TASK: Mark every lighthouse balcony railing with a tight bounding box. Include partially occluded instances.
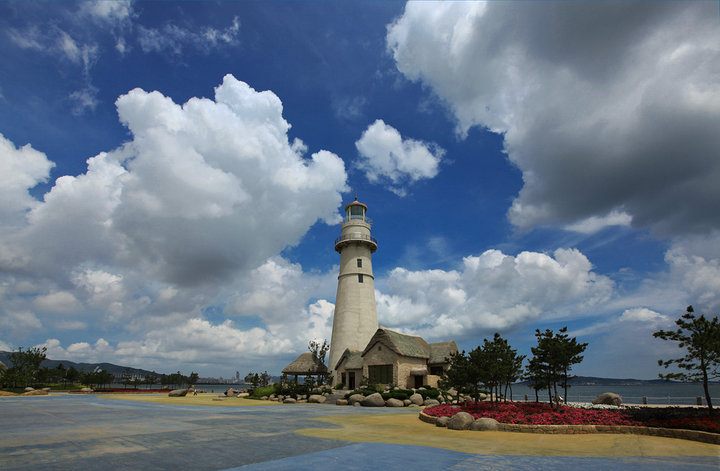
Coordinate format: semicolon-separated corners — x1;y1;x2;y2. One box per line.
334;233;377;246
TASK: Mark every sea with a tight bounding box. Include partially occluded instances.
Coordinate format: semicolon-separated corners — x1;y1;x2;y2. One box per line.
123;382;720;406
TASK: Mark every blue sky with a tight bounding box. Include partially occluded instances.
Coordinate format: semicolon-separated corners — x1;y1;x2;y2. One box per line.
1;1;718;380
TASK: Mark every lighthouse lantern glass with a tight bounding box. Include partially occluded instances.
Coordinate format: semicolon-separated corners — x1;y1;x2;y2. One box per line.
349;205;364;220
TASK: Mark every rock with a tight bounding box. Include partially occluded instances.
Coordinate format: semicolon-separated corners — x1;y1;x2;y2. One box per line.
269;394;276;399
447;412;475;430
403;399;412;407
436;416;450;427
283;397;297;404
471;417;499;431
238;392;249;398
348;393;365;405
168;389;188;397
423;399;440;407
224;388;238;397
447;388;457;397
0;391;18;396
409;393;424;405
308;394;327;403
336;399;349;406
592;392;622;406
361;392;385;407
385;398;404;407
80;387;93;393
42;387;51;391
353;401;361;407
24;387;35;392
261;396;268;400
23;389;49;396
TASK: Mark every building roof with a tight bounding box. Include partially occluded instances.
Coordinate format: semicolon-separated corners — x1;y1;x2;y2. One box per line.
362;328;430;359
334;349;363;371
282;352;325;375
429;341;459;364
344;198;368;212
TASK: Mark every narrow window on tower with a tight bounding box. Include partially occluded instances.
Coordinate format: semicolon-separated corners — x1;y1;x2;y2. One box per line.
358;274;364;283
357;258;362;268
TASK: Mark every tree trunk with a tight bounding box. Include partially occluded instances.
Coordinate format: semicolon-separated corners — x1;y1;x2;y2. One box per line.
701;356;714;415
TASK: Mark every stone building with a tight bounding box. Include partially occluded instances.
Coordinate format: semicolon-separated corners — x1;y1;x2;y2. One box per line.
334;327;458;389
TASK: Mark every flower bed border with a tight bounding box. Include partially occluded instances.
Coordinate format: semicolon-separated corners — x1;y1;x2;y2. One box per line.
418;410;720;445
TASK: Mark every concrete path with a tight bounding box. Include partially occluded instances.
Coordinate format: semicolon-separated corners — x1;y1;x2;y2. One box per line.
1;394;717;470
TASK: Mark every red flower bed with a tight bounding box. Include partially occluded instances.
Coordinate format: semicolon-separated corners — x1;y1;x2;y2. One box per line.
424;401;720;433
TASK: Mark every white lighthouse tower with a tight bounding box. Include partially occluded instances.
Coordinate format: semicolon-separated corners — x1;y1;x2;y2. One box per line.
328;197;379;381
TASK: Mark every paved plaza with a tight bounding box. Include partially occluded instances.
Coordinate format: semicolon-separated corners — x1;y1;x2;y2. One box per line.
1;395;718;470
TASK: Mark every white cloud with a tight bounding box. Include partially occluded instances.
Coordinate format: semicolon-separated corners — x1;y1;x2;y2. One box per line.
0;75;347;371
138;17;240;55
355;119;443;196
81;1;134;24
376;247;614;340
565;210;632;234
0;133;55;222
387;1;720;236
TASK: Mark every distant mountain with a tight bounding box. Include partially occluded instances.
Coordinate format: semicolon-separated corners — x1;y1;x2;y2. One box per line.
519;376;708;386
0;351;158;378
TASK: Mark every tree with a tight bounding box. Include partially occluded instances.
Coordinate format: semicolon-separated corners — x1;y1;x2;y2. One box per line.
528;327;586;410
121;369;133;388
188;372;199;385
308;339;330;385
245;372;260;389
654;305;720;414
5;346;47;388
259;371;271;387
145;371;159;389
439;350;475;402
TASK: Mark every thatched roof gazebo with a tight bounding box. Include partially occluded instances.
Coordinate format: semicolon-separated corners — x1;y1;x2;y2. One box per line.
282;352;327;384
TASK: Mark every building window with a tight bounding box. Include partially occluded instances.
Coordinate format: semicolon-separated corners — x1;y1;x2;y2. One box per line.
368;364;393;384
430;366;444;376
357;258;362;268
358;274;363;283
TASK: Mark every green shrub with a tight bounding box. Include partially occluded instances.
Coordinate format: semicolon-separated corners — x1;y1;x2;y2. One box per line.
335;383;344;390
417;387;440;399
251;386;275;398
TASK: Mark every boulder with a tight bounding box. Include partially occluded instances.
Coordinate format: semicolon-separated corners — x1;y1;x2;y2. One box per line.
423;399;440;407
436;416;450;427
23;389;49;396
403;399;412;407
24;387;35;392
447;388;457;397
261;396;268;400
336;399;349;406
478;393;488;401
238;392;249;398
224;388;238;397
471;417;500;431
283;397;297;404
80;387;93;393
409;393;424;405
385;398;404;407
348;393;365;405
361;392;385;407
592;392;622;406
353;401;361;407
447;412;475;430
308;394;327;403
42;387;51;391
168;389;188;397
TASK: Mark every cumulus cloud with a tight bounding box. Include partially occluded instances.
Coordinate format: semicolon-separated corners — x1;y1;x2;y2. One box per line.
81;0;134;24
387;1;720;236
0;134;55;222
0;75;346;370
376;248;614;340
138;16;240;55
355;119;443;196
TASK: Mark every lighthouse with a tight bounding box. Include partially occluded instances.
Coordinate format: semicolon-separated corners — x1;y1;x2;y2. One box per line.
328;197;379;382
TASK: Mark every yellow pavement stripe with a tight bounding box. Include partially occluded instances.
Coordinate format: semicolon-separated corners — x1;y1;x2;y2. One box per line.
101;393;280;407
295;413;720;457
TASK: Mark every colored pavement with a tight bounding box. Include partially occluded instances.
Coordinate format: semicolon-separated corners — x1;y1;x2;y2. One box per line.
1;394;717;470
